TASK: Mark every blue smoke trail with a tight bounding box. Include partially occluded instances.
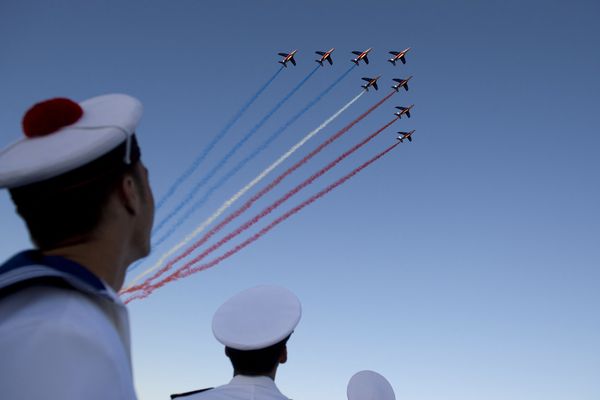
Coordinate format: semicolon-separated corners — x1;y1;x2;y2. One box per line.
151;65;320;239
150;65;354;250
154;67;283;211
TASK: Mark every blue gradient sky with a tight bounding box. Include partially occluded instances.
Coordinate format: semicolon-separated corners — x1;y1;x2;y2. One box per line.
1;1;599;399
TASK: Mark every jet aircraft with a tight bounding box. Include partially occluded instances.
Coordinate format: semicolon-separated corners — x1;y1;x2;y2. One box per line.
394;105;414;118
351;48;372;65
361;76;381;91
278;50;298;67
397;130;416;143
388;48;411;65
315;48;335;66
392;76;413;91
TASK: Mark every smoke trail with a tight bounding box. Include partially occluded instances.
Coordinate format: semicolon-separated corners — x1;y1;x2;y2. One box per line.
123;90;367;290
123;91;395;292
150;65;354;250
154;67;282;211
124;141;400;303
124;118;397;294
152;66;320;238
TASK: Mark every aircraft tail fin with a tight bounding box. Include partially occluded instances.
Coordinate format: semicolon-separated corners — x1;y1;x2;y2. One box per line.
408;136;412;142
406;111;411;118
278;61;287;67
352;59;359;65
315;60;323;66
388;59;396;66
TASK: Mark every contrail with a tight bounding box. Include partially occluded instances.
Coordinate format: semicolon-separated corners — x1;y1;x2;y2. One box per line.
124;117;397;295
124;141;401;303
152;66;320;238
154;67;282;211
124;90;368;290
123;90;395;292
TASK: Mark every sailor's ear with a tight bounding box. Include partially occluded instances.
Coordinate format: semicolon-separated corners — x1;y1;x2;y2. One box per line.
279;345;288;364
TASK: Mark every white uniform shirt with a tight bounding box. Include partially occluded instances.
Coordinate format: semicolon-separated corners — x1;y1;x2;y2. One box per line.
0;251;137;400
180;375;290;400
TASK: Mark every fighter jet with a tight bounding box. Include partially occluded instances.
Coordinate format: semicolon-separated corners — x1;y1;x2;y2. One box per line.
361;76;381;91
278;50;298;67
397;130;416;143
351;48;372;65
315;48;335;66
392;76;413;92
388;48;411;65
394;105;414;118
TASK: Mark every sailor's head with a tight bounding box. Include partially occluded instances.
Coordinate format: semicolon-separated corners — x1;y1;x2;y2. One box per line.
347;370;396;400
212;285;302;377
0;94;154;262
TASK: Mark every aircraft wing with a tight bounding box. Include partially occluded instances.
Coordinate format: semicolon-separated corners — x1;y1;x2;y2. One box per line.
372;82;378;90
363;56;369;64
316;51;325;55
278;52;289;57
290;58;296;66
389;51;399;55
392;78;402;82
396;106;406;110
352;51;362;55
327;57;333;65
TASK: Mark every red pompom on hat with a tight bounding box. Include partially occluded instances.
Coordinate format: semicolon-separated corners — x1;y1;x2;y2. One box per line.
22;98;84;138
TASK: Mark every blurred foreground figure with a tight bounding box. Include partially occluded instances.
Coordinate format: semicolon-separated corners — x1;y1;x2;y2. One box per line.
0;94;154;399
347;370;396;400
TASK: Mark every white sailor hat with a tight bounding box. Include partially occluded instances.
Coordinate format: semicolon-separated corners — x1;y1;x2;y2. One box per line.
347;370;396;400
0;93;143;189
212;285;302;351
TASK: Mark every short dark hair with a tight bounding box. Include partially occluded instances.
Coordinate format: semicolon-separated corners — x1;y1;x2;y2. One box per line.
9;136;141;250
225;336;290;376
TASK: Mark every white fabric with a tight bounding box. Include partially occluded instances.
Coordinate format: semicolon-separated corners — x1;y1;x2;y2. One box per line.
0;93;143;188
183;375;289;400
212;285;301;350
0;284;137;400
347;370;395;400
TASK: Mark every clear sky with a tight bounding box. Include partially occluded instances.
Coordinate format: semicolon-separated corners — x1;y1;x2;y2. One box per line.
1;1;599;399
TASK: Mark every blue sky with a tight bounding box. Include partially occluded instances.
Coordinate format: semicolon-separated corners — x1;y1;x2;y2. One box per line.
1;1;599;399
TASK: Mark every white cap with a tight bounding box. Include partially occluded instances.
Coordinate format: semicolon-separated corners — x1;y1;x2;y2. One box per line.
347;370;396;400
212;285;302;351
0;93;143;188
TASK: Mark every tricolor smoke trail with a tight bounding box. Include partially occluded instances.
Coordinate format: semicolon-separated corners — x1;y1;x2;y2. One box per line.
151;65;355;249
124;141;400;303
123;90;395;291
124;117;397;295
151;66;320;238
154;67;282;211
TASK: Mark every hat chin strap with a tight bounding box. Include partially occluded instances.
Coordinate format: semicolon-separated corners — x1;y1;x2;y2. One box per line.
75;125;133;164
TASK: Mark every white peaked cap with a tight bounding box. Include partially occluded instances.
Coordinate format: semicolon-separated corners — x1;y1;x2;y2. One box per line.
347;370;396;400
0;93;143;188
212;285;302;351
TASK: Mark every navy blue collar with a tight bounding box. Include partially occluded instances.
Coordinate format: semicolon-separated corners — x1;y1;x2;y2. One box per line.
0;250;106;291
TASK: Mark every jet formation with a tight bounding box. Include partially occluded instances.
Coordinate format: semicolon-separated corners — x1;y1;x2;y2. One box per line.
275;48;417;142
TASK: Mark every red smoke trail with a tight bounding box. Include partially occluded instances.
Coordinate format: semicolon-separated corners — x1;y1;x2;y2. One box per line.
125;141;400;303
122;91;396;296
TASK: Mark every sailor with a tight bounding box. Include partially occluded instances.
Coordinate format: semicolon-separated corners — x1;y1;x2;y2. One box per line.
170;285;301;400
0;94;153;399
347;370;396;400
